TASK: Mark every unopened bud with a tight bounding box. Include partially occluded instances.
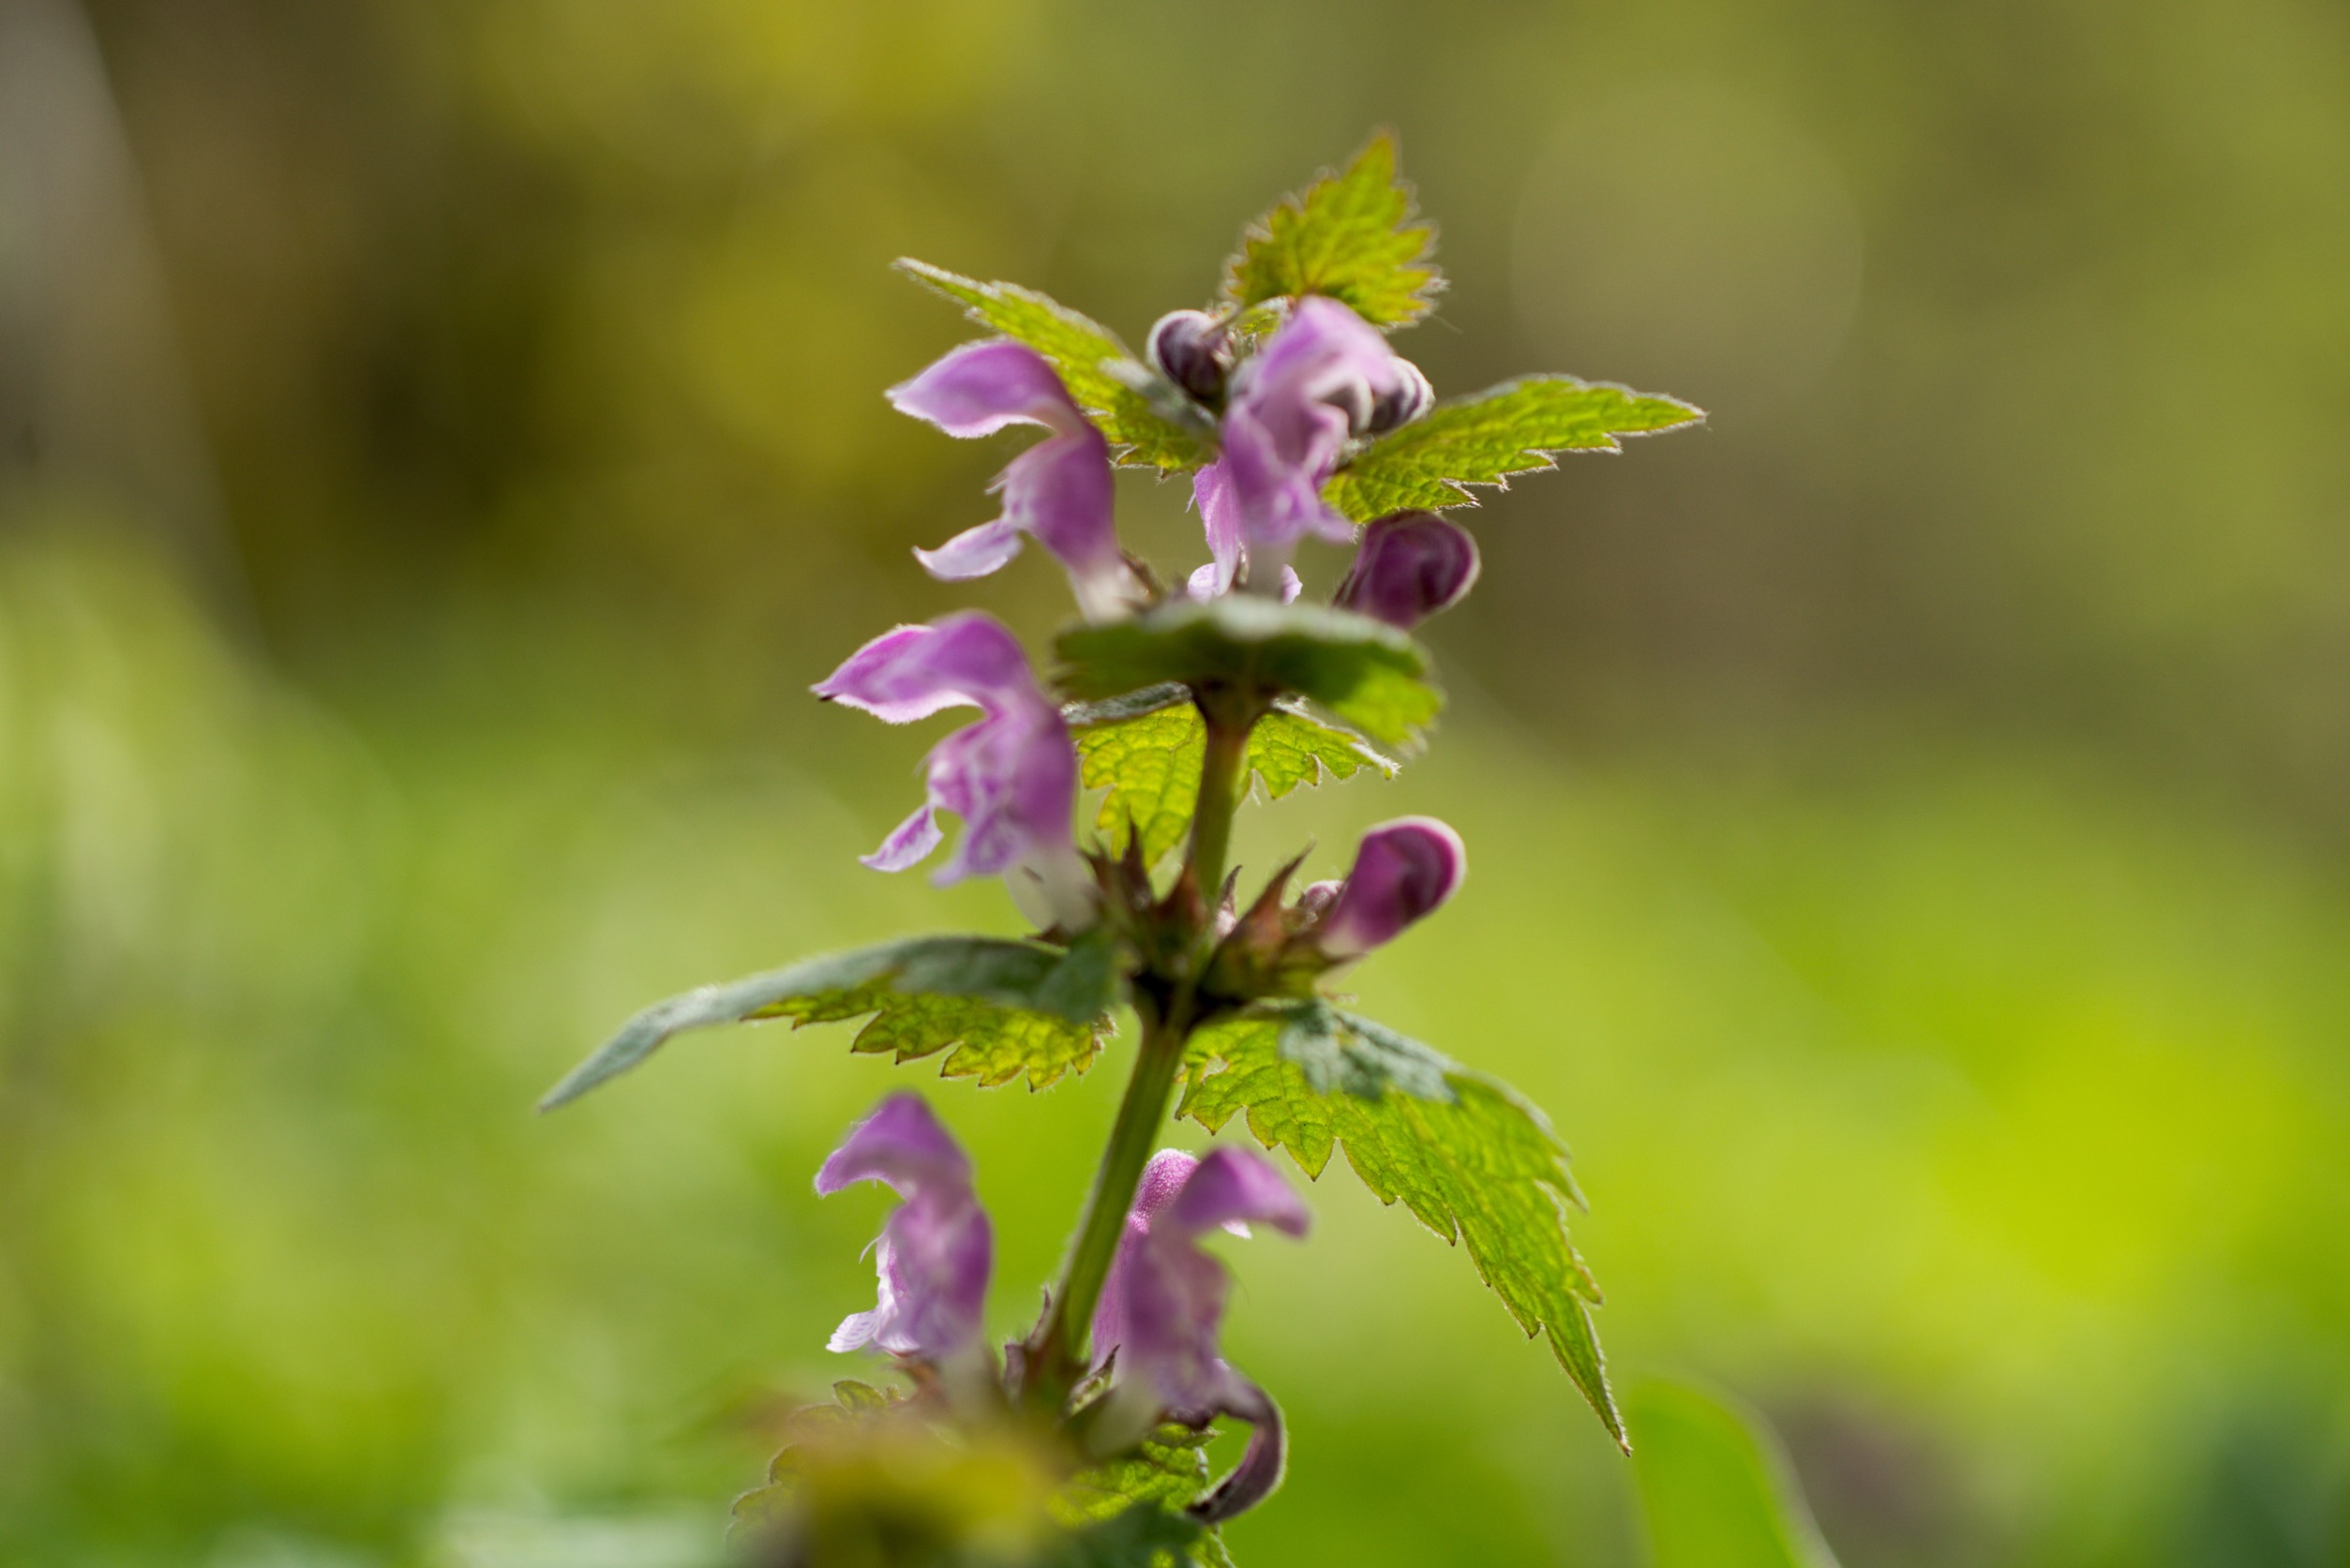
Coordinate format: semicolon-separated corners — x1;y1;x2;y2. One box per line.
1361;358;1432;437
1146;310;1234;405
1334;512;1481;629
1313;817;1465;960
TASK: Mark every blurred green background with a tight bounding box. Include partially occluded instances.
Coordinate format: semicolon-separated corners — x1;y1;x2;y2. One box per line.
4;0;2348;1562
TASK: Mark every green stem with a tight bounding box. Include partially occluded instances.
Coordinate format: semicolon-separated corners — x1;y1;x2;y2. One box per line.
1186;695;1252;905
1020;1007;1189;1413
1020;691;1263;1417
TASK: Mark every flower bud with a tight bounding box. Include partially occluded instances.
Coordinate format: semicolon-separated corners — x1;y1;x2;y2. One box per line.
1146;310;1235;405
1361;357;1433;437
1334;511;1481;629
1313;817;1465;959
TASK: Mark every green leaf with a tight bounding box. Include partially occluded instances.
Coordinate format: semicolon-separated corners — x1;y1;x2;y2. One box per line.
1068;686;1203;869
1069;688;1399;866
1056;596;1442;752
1047;1508;1229;1568
539;933;1119;1110
1325;374;1707;522
1177;1002;1622;1446
895;259;1213;473
1628;1380;1842;1568
729;1380;913;1539
1053;1426;1235;1568
1222;133;1443;329
1249;703;1398;796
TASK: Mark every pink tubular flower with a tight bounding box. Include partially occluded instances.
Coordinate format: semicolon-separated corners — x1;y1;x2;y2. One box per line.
890;340;1141;621
1333;511;1481;629
814;612;1093;930
1090;1147;1310;1522
1311;815;1466;959
816;1093;992;1364
1190;297;1423;590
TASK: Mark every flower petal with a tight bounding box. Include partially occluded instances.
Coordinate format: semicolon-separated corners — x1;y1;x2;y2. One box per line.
816;1094;993;1364
1335;511;1481;629
1166;1146;1311;1242
888;339;1080;438
915;519;1027;581
1090;1148;1309;1418
1000;427;1132;620
1192;462;1243;594
1316;816;1467;959
814;612;1039;722
1189;1373;1287;1524
861;801;945;873
816;1092;971;1198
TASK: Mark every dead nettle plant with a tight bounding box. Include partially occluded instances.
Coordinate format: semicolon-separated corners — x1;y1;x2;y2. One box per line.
541;136;1703;1568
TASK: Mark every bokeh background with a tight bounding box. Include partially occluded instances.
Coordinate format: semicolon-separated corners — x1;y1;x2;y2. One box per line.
5;0;2348;1562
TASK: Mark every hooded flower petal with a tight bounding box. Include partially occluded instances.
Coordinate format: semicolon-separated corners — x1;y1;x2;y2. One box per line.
814;614;1034;722
816;1094;992;1362
891;340;1137;620
1091;1147;1309;1407
1314;815;1466;959
1089;1147;1310;1521
1334;511;1481;628
815;614;1092;926
1200;297;1422;585
888;339;1085;439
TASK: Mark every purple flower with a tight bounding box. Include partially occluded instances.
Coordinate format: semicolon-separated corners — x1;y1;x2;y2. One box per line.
816;1093;992;1363
1090;1147;1310;1522
890;340;1140;621
1310;815;1466;959
1190;297;1423;589
815;612;1093;929
1333;511;1481;629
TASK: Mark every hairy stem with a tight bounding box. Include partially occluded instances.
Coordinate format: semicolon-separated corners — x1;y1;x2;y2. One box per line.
1019;1006;1190;1413
1022;689;1264;1416
1185;692;1254;905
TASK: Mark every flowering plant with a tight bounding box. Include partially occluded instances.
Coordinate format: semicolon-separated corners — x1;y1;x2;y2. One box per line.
543;137;1700;1567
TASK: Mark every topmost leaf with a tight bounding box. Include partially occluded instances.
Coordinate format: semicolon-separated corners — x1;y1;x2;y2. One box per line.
1221;134;1443;330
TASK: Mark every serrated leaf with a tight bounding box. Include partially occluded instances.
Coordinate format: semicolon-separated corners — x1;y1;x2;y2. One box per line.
1222;133;1443;329
540;933;1119;1110
1177;1003;1622;1446
1048;1507;1230;1568
1249;703;1397;796
1055;1425;1216;1527
1053;1426;1234;1568
1070;694;1205;868
1326;374;1705;520
1056;597;1441;752
896;259;1212;473
1069;690;1400;866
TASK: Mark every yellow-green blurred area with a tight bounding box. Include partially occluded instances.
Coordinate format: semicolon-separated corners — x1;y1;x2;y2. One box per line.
4;0;2348;1561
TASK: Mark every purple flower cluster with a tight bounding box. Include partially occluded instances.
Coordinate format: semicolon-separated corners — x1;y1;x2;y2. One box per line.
816;294;1475;941
819;1095;1307;1519
801;288;1496;1519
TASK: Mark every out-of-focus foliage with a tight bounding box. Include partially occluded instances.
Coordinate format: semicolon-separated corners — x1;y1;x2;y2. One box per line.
6;0;2350;1562
1628;1380;1838;1568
